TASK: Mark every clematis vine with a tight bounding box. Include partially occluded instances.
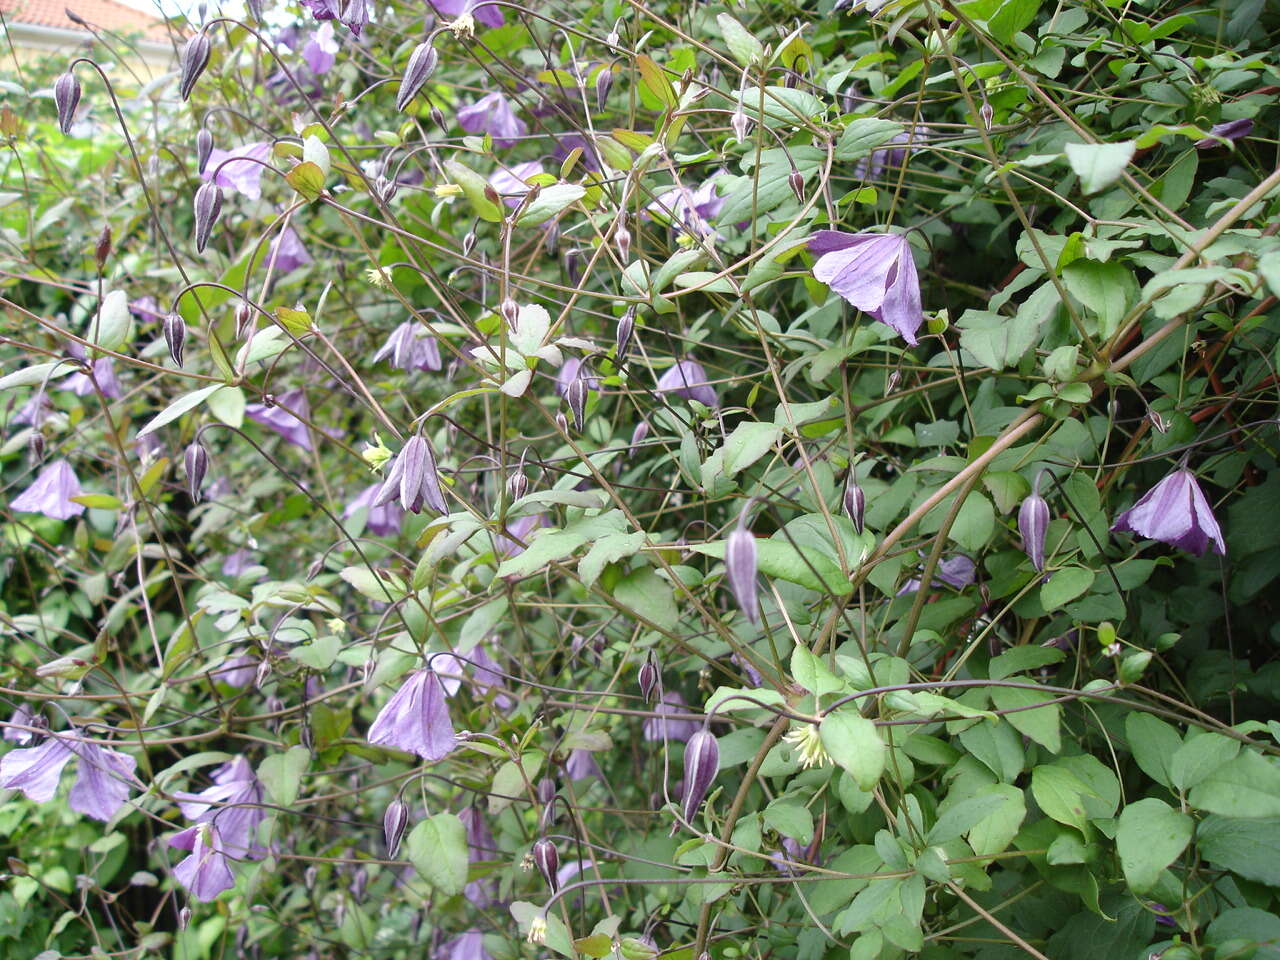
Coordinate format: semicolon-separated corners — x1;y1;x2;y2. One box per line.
1111;467;1226;557
201;141;274;201
170;756;266;860
10;459;85;520
343;483;405;536
367;667;456;761
428;0;503;28
457;93;526;148
0;733;137;821
268;227;312;274
809;230;924;344
656;358;719;409
173;824;236;902
373;321;443;372
490;161;544;207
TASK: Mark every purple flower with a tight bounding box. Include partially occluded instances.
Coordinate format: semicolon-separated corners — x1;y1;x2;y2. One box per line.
725;526;759;624
855;127;924;181
343;483;405;536
1111;468;1226;557
679;729;719;823
302;22;339;74
552;134;601;173
465;645;513;709
0;735;137;820
1196;118;1253;149
457;93;527;148
565;749;602;782
809;231;924;344
245;388;315;451
442;931;491;960
201;141;274;201
171;756;266;860
4;705;36;745
373;435;449;514
373;322;443;372
13;391;53;427
494;513;547;557
62;358;122;399
554;357;600;398
268;227;312;274
367;668;456;761
213;652;256;687
221;549;257;577
643;691;700;743
897;554;976;595
458;805;494;863
656;358;719;409
0;737;74;802
429;0;503;28
173;824;236;902
490;161;544;207
648;174;727;239
10;459;85;520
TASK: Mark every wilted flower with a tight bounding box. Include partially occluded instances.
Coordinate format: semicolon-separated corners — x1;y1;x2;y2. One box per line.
372;322;442;372
173;824;236;902
1019;485;1050;572
339;0;369;35
489;161;544;207
10;459;85;520
343;483;404;536
725;523;759;624
367;668;456;761
268;228;312;274
457;93;526;148
809;231;924;344
656;358;718;408
643;691;700;743
679;729;720;823
615;306;635;363
302;22;339;75
245;388;316;451
1196;118;1253;149
54;71;80;134
201;141;273;201
1111;467;1226;557
170;756;266;860
372;435;448;514
429;0;503;29
0;734;137;821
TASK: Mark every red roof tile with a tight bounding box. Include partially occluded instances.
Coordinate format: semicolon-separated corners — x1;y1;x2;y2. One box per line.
0;0;174;42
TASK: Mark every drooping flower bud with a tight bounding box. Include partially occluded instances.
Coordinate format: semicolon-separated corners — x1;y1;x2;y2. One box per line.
184;441;209;502
179;33;213;101
616;305;635;363
507;468;528;502
566;374;588;431
979;101;993;132
731;105;751;144
196;128;213;175
500;297;519;329
192;182;222;253
788;167;805;203
638;652;659;704
54;71;80;135
396;42;438;112
564;248;581;286
383;799;409;857
462;231;477;257
843;472;865;534
536;777;556;806
555;411;569;434
680;728;720;823
543;220;560;257
615;217;631;261
595;68;614;111
28;430;45;463
725;522;759;624
235;301;254;338
1018;488;1049;573
630;420;649;449
95;225;112;269
163;312;187;367
374;175;397;204
531;838;559;892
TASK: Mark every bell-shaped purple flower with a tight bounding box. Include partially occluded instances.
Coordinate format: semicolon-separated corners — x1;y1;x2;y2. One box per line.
4;705;37;745
565;749;602;782
458;805;494;863
897;554;976;595
490;161;544;207
442;931;491;960
373;322;443;372
809;230;924;345
367;668;456;761
457;93;527;148
201;141;273;201
68;741;138;821
643;691;700;743
1111;468;1226;557
647;174;728;241
372;435;448;514
1196;118;1253;149
62;358;122;399
170;756;266;859
656;358;718;409
302;22;338;75
173;824;236;902
0;737;74;801
339;0;369;35
10;459;85;520
268;227;312;274
245;389;317;451
1019;489;1049;572
680;729;720;823
429;0;503;28
725;524;759;624
343;483;405;536
495;513;547;558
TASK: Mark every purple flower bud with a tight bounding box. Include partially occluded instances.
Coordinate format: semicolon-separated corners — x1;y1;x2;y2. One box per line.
536;777;557;806
235;302;254;338
179;33;213;101
163;313;187;367
564;248;581;286
595;68;613;111
193;182;222;253
397;42;438;112
543;220;560;257
566;374;588;431
979;101;993;131
28;431;45;463
373;435;448;514
95;225;111;268
630;420;649;449
184;441;209;502
531;838;559;892
196;128;213;175
500;297;519;329
680;729;719;823
54;71;80;135
843;473;865;534
383;799;409;857
725;525;759;624
616;306;635;363
1018;490;1049;572
638;653;659;703
431;106;446;128
463;232;477;257
731;106;750;143
788;168;804;203
555;411;569;434
615;218;631;261
507;467;528;502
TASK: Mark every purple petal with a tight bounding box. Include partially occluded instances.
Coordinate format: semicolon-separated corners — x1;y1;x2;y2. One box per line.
68;743;137;821
0;737;75;801
10;459;85;520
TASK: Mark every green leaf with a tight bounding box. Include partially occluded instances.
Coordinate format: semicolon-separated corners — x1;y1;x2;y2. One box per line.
258;745;310;806
1062;259;1138;339
990;682;1061;753
966;783;1026;856
987;0;1042;43
1116;798;1192;893
205;384;245;427
989;646;1065;680
1064;141;1136;195
70;494;123;511
578;531;645;588
735;86;824;127
1189;750;1280;818
689;538;853;595
0;361;74;391
339;566;405;602
1197;815;1280;886
636;55;676;110
517;184;586;226
1170;732;1238;791
86;290;133;351
1041;566;1095;610
444;158;503;223
717;13;764;66
956;308;1040;371
136;384;223;439
406;813;469;896
511;902;576;959
928;794;1009;845
763;800;814;844
820;711;885;790
290;634;341;671
721;421;781;477
613;566;678;631
834;118;904;161
1031;764;1095;833
286;161;326;201
496;511;627;579
791;643;844;697
1125;713;1182;789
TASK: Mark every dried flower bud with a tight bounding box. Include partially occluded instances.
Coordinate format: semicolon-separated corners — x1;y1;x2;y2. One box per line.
383;799;409;857
638;652;659;703
531;838;559;892
1019;489;1049;573
54;71;80;135
680;728;720;823
397;42;438;112
462;231;477;257
196;128;213;175
566;374;588;431
595;68;614;111
500;297;519;329
192;182;222;253
843;472;865;534
788;168;805;203
725;524;759;624
731;106;751;143
163;312;187;367
615;218;631;261
184;441;209;502
179;33;213;101
616;305;635;363
95;225;111;268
